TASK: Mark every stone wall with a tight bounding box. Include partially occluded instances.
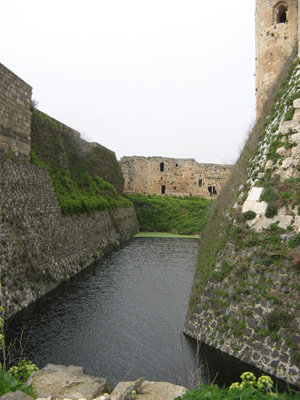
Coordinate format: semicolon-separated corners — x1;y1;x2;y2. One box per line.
0;63;32;161
0;162;139;317
184;241;300;387
0;63;139;318
255;0;298;118
184;59;300;388
120;156;232;199
31;109;124;194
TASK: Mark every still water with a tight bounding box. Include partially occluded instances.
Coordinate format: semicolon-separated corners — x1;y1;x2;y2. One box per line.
7;237;259;387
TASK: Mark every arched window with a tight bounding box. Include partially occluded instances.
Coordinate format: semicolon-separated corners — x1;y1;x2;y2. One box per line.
274;2;288;24
160;162;164;172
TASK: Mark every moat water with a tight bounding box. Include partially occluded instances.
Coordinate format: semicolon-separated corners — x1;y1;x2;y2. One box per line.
7;237;261;387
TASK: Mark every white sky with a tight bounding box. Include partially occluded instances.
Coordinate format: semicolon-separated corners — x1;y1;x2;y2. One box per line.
1;0;256;164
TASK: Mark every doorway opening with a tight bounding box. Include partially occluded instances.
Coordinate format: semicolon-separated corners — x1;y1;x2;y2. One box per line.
208;186;217;196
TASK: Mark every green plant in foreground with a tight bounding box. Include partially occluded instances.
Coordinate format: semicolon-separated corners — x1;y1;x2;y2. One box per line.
176;372;300;400
8;360;39;383
0;308;38;397
0;370;36;398
229;372;273;392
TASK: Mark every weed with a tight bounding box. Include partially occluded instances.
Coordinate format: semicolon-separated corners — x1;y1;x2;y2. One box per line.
242;211;257;221
265;204;278;218
288;233;300;248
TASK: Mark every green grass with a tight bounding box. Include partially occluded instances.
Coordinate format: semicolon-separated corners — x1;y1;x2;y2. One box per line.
187;53;300;312
176;383;300;400
126;193;212;235
30;109;131;214
185;54;300;375
135;232;200;239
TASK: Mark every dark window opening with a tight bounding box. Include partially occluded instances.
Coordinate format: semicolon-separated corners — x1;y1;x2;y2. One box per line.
276;5;288;24
161;185;166;194
161;177;163;181
176;163;178;167
198;178;203;187
208;186;217;196
279;9;287;23
160;162;164;172
173;186;177;190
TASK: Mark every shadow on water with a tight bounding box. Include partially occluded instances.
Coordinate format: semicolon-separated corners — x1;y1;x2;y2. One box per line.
5;237;293;390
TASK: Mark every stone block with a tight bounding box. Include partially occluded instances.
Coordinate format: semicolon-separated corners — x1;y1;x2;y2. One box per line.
293;98;300;109
276;146;290;156
265;160;274;171
281;120;300;135
111;381;186;400
0;391;33;400
242;200;268;215
290;133;300;144
246;187;264;202
28;364;112;400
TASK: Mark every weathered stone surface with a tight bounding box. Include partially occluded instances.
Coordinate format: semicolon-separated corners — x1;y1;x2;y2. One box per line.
120;156;232;200
0;162;139;317
28;364;112;400
111;380;186;400
0;63;32;162
281;120;300;135
245;187;263;202
255;0;298;118
0;391;33;400
293;98;300;108
242;199;267;214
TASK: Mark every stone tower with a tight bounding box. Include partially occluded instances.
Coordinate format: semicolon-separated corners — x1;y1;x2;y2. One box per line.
255;0;298;118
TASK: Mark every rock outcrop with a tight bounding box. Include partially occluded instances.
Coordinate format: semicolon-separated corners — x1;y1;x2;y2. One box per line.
0;364;187;400
27;364;111;400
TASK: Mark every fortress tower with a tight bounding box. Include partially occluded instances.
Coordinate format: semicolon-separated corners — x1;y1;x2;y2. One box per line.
255;0;298;118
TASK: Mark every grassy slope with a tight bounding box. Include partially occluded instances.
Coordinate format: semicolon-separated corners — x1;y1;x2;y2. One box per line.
186;51;300;374
188;52;299;310
30;109;132;214
126;193;212;235
135;232;200;239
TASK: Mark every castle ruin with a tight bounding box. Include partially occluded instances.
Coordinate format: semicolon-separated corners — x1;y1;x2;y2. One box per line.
120;156;232;199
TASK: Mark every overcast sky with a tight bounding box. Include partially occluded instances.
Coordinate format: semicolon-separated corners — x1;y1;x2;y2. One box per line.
1;1;256;164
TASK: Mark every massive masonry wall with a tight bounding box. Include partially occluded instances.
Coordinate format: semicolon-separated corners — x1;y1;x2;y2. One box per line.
184;58;300;388
256;0;298;118
120;156;232;199
0;162;138;317
0;63;32;161
0;63;139;317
